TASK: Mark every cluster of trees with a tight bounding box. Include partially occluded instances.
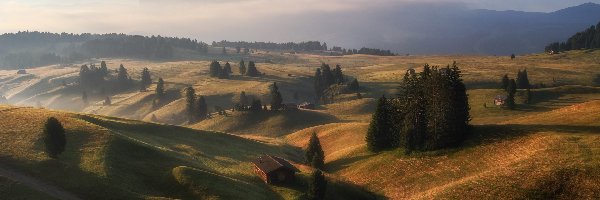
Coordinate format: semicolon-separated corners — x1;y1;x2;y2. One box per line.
184;87;209;123
213;40;327;52
0;31;209;68
79;61;109;89
210;60;260;78
500;69;532;109
233;82;286;112
367;63;470;152
545;21;600;52
314;64;346;98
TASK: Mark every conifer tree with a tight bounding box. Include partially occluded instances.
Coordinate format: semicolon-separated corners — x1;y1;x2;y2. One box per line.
196;96;208;120
250;99;262;112
239;91;248;106
185;87;196;123
305;132;325;166
99;61;108;76
506;79;517;109
223;62;232;74
239;60;247;75
307;170;327;200
320;64;335;86
117;64;130;89
43;117;66;158
246;61;260;77
501;74;509;90
333;64;344;83
209;61;222;77
270;82;283;110
366;96;394;152
314;68;324;99
156;78;165;98
140;67;152;89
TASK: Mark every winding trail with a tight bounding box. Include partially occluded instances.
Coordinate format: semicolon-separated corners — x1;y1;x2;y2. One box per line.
0;165;82;200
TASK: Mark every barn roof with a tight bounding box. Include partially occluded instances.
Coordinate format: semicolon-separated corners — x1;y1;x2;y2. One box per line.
252;155;299;173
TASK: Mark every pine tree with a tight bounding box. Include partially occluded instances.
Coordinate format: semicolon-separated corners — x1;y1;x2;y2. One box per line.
314;68;324;99
246;61;260;77
270;82;283;110
117;64;130;89
506;79;517;109
43;117;66;158
311;151;325;170
185;86;196;123
501;74;509;90
307;170;327;200
333;64;344;83
305;132;325;166
218;65;230;79
366;96;392;152
156;78;165;98
223;62;232;74
99;61;108;76
239;60;247;75
209;61;222;77
320;64;335;86
196;96;208;120
140;67;152;89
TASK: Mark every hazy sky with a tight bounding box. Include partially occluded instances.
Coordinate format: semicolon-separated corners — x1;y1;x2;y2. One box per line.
0;0;598;43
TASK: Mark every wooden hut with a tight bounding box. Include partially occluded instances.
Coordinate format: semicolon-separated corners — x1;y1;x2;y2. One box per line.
252;155;298;184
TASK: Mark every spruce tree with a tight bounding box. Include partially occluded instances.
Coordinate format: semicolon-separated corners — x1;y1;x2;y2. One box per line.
43;117;66;158
314;68;324;99
307;170;327;200
305;132;325;166
156;78;165;98
117;64;130;89
185;87;196;123
501;74;509;90
239;60;247;75
209;61;222;77
320;64;335;86
140;67;152;89
196;96;208;120
333;64;344;83
366;96;394;152
270;82;283;110
506;79;517;109
246;61;260;77
223;62;232;74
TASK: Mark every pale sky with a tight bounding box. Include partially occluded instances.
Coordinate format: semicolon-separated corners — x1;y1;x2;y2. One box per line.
0;0;598;43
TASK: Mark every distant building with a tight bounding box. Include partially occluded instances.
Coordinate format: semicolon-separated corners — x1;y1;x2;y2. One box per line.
494;95;507;106
16;69;27;74
252;155;298;184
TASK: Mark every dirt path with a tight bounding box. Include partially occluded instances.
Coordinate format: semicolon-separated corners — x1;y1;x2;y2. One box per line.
0;165;82;200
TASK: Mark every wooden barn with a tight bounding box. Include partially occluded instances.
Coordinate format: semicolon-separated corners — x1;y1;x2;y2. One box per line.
252;155;299;184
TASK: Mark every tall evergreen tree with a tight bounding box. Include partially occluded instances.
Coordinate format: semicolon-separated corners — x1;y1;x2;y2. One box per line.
366;96;394;152
246;61;260;77
209;61;222;77
239;91;249;106
333;64;344;83
43;117;66;158
270;82;283;110
196;96;208;120
140;67;152;89
239;60;247;75
501;74;509;90
185;87;196;123
314;68;324;98
223;62;232;74
305;132;325;166
156;78;165;98
506;79;517;109
307;170;327;200
117;64;130;89
320;64;335;86
99;61;108;76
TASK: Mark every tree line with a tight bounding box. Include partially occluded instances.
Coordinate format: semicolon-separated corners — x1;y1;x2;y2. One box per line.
0;31;209;68
314;63;360;103
545;21;600;53
213;40;327;52
500;69;532;109
366;62;470;152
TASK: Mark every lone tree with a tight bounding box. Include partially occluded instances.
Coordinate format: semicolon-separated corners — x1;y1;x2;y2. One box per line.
270;82;283;110
196;96;208;120
140;67;152;90
156;78;165;98
185;87;196;123
307;170;327;200
501;74;509;90
246;61;260;77
366;96;394;152
305;132;325;169
43;117;66;158
209;61;222;77
506;79;517;109
239;60;247;75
